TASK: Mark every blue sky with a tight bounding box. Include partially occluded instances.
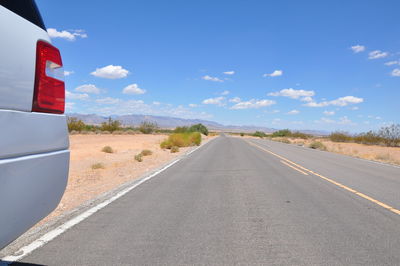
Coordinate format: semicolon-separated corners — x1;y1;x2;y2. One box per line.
37;0;399;132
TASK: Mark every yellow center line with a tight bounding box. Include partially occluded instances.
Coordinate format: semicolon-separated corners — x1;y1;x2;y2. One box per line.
246;140;400;216
280;160;309;175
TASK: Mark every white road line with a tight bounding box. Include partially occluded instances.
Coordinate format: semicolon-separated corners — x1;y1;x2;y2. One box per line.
2;159;181;264
1;137;217;264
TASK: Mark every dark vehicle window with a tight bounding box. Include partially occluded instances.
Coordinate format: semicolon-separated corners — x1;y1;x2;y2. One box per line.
0;0;46;30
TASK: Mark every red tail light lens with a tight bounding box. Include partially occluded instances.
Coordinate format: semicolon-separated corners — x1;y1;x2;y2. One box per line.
32;40;65;114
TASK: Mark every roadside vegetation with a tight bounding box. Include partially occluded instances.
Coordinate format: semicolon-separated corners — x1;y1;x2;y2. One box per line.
91;162;105;169
242;124;400;165
67;117;217;137
101;146;114;153
160;124;209;152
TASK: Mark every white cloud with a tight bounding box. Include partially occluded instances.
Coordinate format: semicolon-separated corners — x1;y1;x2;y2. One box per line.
64;70;74;76
91;65;129;79
47;28;87;41
350;45;366;53
95;97;120;104
391;68;400;77
287;110;299;115
202;75;223;82
263;70;283;77
304;96;363;107
368;50;388;59
221;90;230;95
122;84;146;94
188;103;198;107
268;88;315;100
202;96;225;106
323;110;335;116
231;99;275;109
223;71;235;75
384;60;399;66
66;90;89;100
229;97;241;103
152;101;161;105
75;84;101;94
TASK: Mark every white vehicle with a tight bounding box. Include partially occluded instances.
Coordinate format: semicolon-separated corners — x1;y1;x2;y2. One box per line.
0;0;69;249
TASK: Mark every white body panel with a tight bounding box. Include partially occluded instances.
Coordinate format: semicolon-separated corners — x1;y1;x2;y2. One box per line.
0;3;70;249
0;6;50;111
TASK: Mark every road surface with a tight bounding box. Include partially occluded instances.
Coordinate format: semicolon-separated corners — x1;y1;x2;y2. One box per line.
10;136;400;265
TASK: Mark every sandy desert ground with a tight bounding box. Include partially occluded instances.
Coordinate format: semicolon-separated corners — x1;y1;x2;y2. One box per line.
41;134;213;224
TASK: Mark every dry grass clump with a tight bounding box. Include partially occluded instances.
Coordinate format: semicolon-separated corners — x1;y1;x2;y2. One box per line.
170;146;179;153
140;149;153;156
134;154;143;162
160;132;201;149
101;146;114;153
309;141;327;151
91;162;105;169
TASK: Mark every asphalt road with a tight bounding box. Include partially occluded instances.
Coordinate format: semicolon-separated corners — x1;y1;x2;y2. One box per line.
14;136;400;265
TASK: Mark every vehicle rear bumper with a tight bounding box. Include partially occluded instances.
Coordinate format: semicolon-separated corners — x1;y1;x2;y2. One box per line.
0;150;70;249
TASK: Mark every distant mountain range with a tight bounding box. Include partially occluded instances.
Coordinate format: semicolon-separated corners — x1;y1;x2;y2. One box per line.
67;113;329;135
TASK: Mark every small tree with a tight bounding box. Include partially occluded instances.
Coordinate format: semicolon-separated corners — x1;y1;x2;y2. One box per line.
100;117;121;132
189;124;209;136
139;121;158;134
272;129;291;137
67;117;86;132
379;124;400;147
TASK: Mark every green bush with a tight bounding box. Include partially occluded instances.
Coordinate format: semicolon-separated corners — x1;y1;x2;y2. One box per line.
100;117;121;132
309;141;327;150
240;133;244;137
140;149;153;156
189;124;209;136
272;129;291;137
160;132;202;149
253;131;267;138
173;124;209;136
134;154;143;162
101;146;114;153
139;121;158;134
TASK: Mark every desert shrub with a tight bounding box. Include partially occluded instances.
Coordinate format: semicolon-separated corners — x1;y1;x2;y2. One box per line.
379;124;400;147
174;126;189;133
67;117;86;132
275;138;291;144
134;154;143;162
354;131;383;145
100;117;121;132
253;131;267;138
189;124;209;136
329;131;353;142
160;132;201;149
309;141;327;150
139;121;158;134
91;163;105;169
272;129;291;137
140;149;153;156
101;146;114;153
170;146;179;153
290;131;311;139
240;133;244;137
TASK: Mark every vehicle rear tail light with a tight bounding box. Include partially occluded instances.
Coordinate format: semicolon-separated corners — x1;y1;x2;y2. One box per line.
32;40;65;114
